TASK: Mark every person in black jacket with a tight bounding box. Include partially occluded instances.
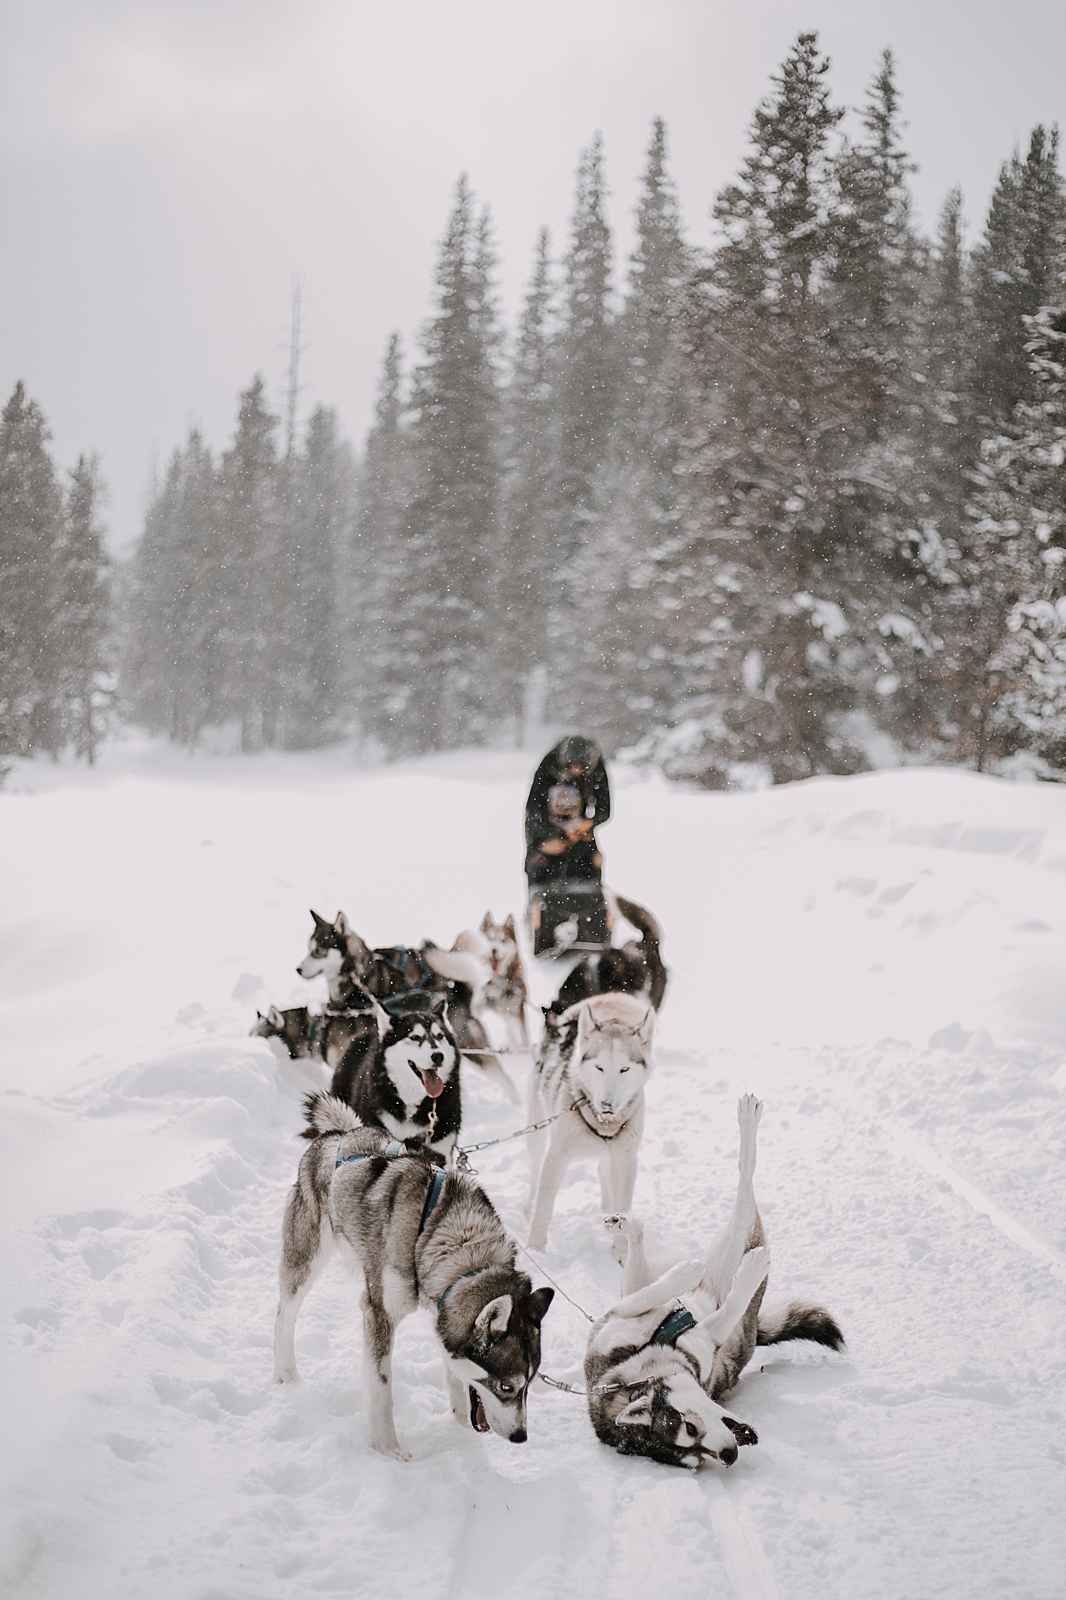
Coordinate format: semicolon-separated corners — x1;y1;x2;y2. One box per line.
524;736;611;886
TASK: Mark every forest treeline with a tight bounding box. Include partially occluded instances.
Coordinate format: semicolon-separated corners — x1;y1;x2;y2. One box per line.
3;34;1065;784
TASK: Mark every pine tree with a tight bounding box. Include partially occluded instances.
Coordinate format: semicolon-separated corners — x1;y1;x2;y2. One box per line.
353;333;414;751
0;382;65;758
124;430;222;745
216;376;280;749
971;126;1066;426
496;228;557;738
400;178;503;751
56;454;111;762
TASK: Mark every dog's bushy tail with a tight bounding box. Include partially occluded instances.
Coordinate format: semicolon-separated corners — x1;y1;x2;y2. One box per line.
756;1301;844;1351
423;944;485;988
302;1091;361;1138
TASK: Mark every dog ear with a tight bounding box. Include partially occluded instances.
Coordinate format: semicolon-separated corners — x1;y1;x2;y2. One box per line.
525;1287;554;1325
334;910;351;935
267;1005;285;1027
504;914;516;939
311;909;331;930
480;911;492;933
616;1393;653;1427
473;1294;512;1345
427;993;447;1017
636;1003;655;1051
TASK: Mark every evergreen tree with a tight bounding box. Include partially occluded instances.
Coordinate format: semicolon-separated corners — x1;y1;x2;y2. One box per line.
400;177;502;751
216;376;280;749
0;382;65;758
124;430;222;745
496;228;557;738
971;126;1066;426
56;454;111;762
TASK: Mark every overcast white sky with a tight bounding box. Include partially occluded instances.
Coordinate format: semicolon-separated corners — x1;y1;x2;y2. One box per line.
2;0;1065;553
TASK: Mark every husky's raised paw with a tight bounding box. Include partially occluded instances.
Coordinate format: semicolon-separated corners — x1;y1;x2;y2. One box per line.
656;1259;705;1300
737;1093;763;1130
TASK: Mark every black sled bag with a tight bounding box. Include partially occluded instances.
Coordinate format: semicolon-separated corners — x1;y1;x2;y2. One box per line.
530;881;609;956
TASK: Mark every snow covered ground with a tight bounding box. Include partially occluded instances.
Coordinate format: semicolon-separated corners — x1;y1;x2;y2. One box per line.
2;739;1065;1600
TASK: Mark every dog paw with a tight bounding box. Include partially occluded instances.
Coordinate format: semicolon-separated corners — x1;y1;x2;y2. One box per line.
733;1244;770;1297
372;1437;411;1462
737;1094;763;1130
526;1232;547;1253
272;1368;299;1385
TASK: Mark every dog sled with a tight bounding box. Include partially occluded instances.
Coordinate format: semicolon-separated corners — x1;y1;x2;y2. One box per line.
528;879;611;958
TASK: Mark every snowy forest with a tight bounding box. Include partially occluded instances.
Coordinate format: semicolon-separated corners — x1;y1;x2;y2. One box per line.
3;33;1066;787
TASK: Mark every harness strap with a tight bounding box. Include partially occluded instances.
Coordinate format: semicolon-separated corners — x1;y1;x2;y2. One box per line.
419;1168;447;1233
336;1138;405;1170
648;1303;697;1347
436;1264;494;1314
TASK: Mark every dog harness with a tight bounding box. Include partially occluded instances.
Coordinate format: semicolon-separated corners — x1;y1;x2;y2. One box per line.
648;1303;697;1347
335;1139;448;1236
374;947;439;1013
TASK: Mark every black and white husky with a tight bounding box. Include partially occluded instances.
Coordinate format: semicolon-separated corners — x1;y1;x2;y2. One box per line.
328;995;462;1164
273;1093;555;1459
251;976;386;1070
584;1095;843;1470
297;910;518;1101
526;992;654;1257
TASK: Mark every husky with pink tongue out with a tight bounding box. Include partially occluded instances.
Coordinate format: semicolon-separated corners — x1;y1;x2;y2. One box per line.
329;994;462;1165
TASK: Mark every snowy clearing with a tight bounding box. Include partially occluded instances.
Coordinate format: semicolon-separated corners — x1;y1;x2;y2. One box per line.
2;742;1065;1599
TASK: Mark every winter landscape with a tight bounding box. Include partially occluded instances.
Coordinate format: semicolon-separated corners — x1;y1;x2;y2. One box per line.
3;3;1066;1597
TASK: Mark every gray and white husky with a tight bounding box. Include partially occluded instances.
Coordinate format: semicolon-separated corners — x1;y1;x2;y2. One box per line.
584;1095;843;1470
526;992;654;1257
273;1093;554;1459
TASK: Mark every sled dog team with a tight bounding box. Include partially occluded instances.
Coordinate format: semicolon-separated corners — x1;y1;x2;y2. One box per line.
264;906;843;1469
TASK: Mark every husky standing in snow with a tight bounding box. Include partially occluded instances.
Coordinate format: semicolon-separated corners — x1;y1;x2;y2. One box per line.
526;992;654;1257
585;1095;843;1470
328;995;462;1165
273;1094;555;1460
297;909;518;1102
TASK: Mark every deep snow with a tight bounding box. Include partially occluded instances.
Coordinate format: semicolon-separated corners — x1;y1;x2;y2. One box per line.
1;740;1065;1600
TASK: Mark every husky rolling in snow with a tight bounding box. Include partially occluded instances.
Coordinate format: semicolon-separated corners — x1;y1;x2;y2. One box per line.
584;1095;843;1470
526;992;654;1257
273;1093;555;1459
328;995;462;1164
297;910;518;1102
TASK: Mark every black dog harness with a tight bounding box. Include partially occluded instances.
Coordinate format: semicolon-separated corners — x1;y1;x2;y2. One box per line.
648;1303;697;1347
374;947;439;1013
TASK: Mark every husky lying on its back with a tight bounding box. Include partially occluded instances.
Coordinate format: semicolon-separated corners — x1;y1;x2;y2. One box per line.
527;992;654;1257
328;995;462;1164
274;1093;554;1459
585;1095;843;1470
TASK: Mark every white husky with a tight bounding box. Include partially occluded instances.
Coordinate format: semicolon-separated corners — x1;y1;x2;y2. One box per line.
526;992;653;1256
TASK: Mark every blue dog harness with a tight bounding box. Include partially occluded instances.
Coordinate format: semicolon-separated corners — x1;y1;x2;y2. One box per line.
648;1303;697;1347
334;1139;448;1237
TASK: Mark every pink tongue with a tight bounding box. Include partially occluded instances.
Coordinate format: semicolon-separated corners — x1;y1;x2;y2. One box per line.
421;1069;445;1099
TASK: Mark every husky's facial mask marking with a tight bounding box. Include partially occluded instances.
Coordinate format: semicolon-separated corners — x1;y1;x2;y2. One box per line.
446;1285;554;1442
614;1372;754;1468
381;1005;456;1108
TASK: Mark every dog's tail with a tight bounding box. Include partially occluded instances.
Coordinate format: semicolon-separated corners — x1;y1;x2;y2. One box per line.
756;1301;844;1351
423;943;486;988
612;894;668;1011
301;1091;362;1138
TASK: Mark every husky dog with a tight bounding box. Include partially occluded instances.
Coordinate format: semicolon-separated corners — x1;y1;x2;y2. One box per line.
548;893;668;1021
472;912;530;1052
273;1093;555;1459
297;910;518;1102
252;976;386;1069
329;995;462;1163
526;992;654;1256
585;1095;843;1470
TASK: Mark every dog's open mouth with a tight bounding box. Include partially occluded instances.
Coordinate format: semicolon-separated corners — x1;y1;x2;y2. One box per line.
722;1417;758;1447
468;1387;490;1433
411;1063;445;1098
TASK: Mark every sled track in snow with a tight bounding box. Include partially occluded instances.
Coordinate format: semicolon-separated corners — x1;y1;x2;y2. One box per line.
890;1128;1066;1287
705;1481;781;1600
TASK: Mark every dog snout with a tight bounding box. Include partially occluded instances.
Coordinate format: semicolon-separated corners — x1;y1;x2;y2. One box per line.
508;1428;528;1444
718;1445;738;1467
431;1051;444;1067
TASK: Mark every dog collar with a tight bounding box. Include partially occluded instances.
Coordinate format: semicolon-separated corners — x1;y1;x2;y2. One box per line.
648;1303;697;1347
335;1138;404;1170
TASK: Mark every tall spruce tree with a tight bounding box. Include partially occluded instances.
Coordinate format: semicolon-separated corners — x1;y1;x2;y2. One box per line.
496;228;557;738
57;454;111;762
0;383;65;757
216;376;279;749
971;126;1066;426
400;177;502;751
